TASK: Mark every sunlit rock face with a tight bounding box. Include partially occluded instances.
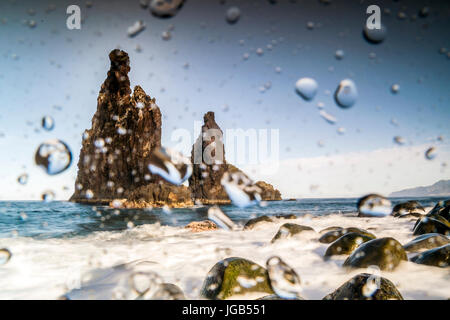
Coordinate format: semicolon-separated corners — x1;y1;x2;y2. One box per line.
70;49;184;205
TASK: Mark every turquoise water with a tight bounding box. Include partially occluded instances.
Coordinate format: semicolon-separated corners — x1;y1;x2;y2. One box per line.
0;196;446;239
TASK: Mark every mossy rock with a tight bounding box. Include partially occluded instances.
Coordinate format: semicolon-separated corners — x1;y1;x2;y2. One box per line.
323;273;403;300
403;233;450;252
413;217;450;236
343;237;407;271
271;223;315;243
392;200;425;217
244;216;274;230
410;244;450;268
200;257;273;300
324;232;374;259
319;227;375;244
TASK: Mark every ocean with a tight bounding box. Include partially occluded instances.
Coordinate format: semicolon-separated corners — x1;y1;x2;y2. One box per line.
0;196;449;300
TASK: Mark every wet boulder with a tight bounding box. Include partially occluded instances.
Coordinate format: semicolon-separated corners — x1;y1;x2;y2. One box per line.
151;283;185;300
323;273;403;300
392;200;425;218
403;233;450;252
200;257;273;300
273;213;297;220
427;200;450;221
319;227;376;244
324;232;374;259
271;223;315;243
413;217;450;236
256;294;304;300
410;244;450;268
343;237;407;271
319;226;343;234
243;215;273;230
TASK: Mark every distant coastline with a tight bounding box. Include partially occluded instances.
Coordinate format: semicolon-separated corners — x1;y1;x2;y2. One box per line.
389;180;450;197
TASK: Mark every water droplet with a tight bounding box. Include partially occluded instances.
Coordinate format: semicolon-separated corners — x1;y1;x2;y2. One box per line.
337;127;346;135
357;194;392;217
363;24;387;44
127;20;146;37
393;136;405;145
0;248;12;266
335;49;345;60
221;171;262;208
207;206;236;230
256;48;264;56
266;256;302;299
150;0;185;18
17;173;28;185
334;79;358;108
148;147;192;185
295;77;318;101
41;190;55;202
306;21;315;30
161;30;172;41
319;110;337;124
226;6;240;24
41;115;55;131
425;147;437;160
35;139;72;175
391;84;400;94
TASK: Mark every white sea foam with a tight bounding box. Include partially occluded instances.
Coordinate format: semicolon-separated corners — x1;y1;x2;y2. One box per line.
0;214;448;300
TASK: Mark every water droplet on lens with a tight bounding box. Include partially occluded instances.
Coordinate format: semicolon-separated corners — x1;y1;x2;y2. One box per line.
319;110;337;124
295;77;318;101
425;147;437;160
127;20;145;37
41;115;55;131
207;206;236;230
148;147;192;185
17;173;29;185
334;79;358;108
226;6;240;24
335;49;345;60
150;0;185;18
393;136;405;145
363;24;387;44
391;84;400;94
221;172;262;208
358;194;392;217
0;248;12;266
161;30;172;41
41;190;55;202
266;256;302;299
35;139;72;175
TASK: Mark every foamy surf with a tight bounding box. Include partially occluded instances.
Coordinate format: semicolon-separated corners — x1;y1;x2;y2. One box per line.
0;213;448;300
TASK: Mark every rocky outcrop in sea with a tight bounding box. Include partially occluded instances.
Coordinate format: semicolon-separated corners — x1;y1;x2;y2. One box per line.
70;49;281;207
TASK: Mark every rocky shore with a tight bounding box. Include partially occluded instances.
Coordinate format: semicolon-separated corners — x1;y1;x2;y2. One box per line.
70;50;281;207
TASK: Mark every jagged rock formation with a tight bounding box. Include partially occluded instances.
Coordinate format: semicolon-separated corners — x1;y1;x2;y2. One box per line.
70;49;280;207
188;112;281;204
70;49;191;205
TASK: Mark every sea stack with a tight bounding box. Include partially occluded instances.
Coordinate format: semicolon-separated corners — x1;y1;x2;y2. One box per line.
70;49;280;207
70;49;191;206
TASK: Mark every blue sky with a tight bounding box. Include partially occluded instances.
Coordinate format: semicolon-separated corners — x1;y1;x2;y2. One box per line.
0;0;449;200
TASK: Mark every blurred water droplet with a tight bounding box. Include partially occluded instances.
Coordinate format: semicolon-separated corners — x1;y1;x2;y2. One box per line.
256;48;264;56
41;115;55;131
226;6;240;24
337;127;346;135
363;24;387;44
391;84;400;94
358;194;392;217
17;173;29;185
393;136;405;145
295;78;318;101
127;20;145;37
0;248;12;266
319;110;337;124
237;276;257;289
35;139;72;175
334;79;358;108
335;49;345;60
266;256;302;299
41;190;55;202
150;0;185;18
221;172;262;208
425;147;437;160
161;30;172;41
148;147;192;185
207;206;236;230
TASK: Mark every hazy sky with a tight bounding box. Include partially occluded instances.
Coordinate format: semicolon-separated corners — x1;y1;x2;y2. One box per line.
0;0;449;200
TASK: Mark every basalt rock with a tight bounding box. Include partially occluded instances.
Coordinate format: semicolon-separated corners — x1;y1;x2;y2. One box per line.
323;273;403;300
244;215;274;230
392;200;425;217
427;200;450;221
319;227;376;244
410;244;450;268
271;223;315;243
343;237;407;271
403;233;450;252
324;232;374;259
413;216;450;236
188;112;281;204
70;49;188;206
200;257;273;300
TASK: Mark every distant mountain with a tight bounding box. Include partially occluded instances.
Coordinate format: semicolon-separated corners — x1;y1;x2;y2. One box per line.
389;180;450;197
